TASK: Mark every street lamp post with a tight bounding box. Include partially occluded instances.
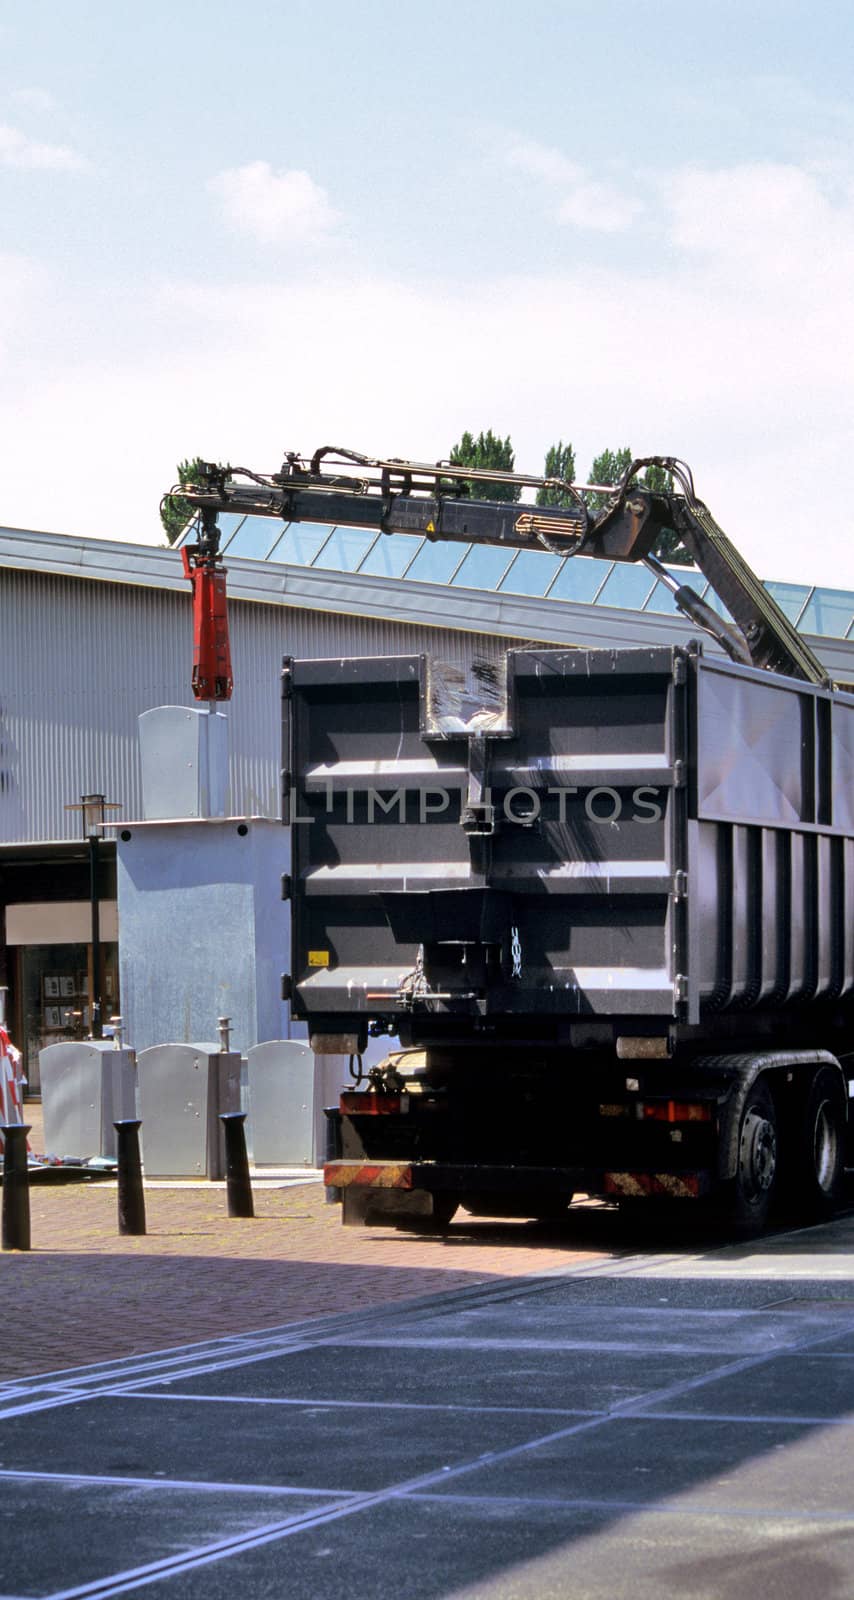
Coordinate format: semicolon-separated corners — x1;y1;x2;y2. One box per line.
82;795;104;1037
66;793;120;1039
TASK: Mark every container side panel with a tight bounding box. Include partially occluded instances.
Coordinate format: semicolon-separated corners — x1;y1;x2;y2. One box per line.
290;648;681;1024
786;831;810;1003
696;667;813;826
756;828;781;1004
674;659;854;1020
832;702;854;833
815;832;836;998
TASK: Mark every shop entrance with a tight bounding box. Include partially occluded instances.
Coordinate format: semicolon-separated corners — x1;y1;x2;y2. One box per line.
6;901;119;1095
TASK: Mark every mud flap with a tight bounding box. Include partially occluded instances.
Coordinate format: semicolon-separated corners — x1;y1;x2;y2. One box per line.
341;1187;437;1227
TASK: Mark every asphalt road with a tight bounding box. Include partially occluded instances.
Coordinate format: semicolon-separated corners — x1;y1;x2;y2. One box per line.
3;1205;854;1599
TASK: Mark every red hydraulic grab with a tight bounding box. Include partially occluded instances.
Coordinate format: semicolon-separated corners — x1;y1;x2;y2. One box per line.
180;540;233;702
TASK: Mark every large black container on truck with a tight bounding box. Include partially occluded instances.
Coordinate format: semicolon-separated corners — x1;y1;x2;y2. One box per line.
284;641;852;1232
173;448;852;1232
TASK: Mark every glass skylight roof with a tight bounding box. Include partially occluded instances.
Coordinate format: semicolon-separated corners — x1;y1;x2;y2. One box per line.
179;513;854;640
594;564;658;611
404;540;468;586
549;558;612;604
499;550;562;597
800;588;854;638
451;544;517;589
357;532;422;579
310;526;378;572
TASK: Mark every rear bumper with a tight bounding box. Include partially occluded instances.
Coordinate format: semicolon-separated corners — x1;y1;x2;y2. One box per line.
324;1160;708;1200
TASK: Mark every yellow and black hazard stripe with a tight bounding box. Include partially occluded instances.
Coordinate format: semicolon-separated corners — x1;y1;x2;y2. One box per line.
603;1171;705;1199
323;1161;413;1190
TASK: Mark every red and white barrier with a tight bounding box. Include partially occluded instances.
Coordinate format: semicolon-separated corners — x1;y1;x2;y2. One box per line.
0;1026;29;1156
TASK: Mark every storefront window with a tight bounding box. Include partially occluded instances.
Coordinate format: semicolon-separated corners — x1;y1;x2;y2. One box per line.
17;942;119;1095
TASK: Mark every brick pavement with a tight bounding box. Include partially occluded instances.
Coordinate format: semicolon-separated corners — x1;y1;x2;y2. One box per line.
4;1104;616;1383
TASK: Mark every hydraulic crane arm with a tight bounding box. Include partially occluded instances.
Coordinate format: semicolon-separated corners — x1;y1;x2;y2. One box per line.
168;448;829;687
574;456;828;685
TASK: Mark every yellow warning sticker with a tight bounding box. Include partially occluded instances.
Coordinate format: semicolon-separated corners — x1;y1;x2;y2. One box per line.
308;950;330;967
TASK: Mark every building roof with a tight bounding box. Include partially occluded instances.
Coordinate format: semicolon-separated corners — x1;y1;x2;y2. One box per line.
3;515;854;678
190;511;854;643
4;516;854;848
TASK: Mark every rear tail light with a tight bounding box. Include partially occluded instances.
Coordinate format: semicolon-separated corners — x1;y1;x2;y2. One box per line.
339;1091;408;1115
642;1100;713;1124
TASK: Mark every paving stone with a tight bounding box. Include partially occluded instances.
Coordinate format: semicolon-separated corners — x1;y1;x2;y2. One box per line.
0;1392;558;1494
657;1353;854;1421
149;1340;723;1414
425;1420;838;1516
351;1301;828;1355
0;1477;334;1599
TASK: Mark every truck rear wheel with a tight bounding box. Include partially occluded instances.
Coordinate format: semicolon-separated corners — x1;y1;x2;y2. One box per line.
799;1065;845;1214
720;1076;779;1235
429;1194;459;1228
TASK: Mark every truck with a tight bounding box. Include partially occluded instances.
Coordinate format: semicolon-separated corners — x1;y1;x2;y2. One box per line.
174;448;853;1234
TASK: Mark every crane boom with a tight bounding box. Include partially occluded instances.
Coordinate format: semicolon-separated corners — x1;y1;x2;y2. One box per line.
168;448;828;687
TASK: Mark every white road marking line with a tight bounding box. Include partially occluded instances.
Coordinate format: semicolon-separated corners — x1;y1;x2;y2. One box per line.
115;1390;603;1417
407;1489;854;1523
0;1467;355;1497
632;1406;854;1426
334;1334;767;1354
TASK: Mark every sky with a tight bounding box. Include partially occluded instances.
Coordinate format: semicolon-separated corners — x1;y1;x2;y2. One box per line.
1;0;853;586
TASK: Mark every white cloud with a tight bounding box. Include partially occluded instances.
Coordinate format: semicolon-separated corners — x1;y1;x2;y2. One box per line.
2;159;853;593
207;161;340;246
557;182;641;233
0;122;89;172
505;137;583;187
666;161;854;281
503;135;643;234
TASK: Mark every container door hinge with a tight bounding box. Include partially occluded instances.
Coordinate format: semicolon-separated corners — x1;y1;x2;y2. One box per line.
281;873;292;900
674;869;688;902
673;654;687;685
673;759;685;788
281;974;293;1002
281;660;293;699
673;973;688;1005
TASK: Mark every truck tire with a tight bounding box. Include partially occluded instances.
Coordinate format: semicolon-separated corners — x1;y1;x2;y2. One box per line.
430;1194;460;1228
799;1065;845;1214
720;1076;779;1235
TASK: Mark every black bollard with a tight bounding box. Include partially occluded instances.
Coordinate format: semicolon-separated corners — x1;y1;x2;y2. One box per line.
1;1124;32;1251
219;1112;254;1218
114;1119;146;1236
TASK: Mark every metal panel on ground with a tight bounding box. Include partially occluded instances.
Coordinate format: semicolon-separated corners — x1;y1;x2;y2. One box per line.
39;1040;137;1161
246;1041;315;1166
136;1045;241;1178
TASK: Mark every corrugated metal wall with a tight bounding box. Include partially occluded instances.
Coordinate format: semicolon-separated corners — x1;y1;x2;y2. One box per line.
0;569;533;842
